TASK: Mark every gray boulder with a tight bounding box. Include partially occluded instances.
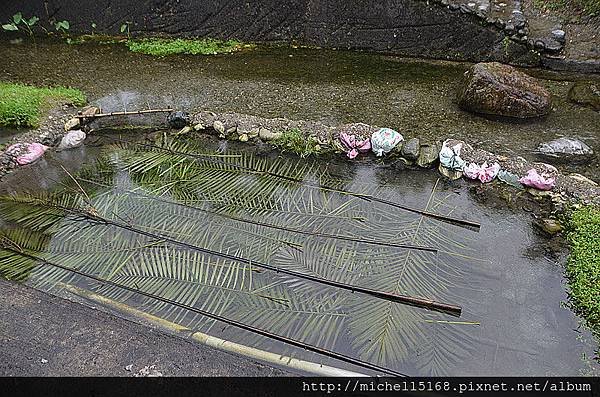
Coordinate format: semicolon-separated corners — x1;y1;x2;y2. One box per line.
536;137;594;164
458;62;552;118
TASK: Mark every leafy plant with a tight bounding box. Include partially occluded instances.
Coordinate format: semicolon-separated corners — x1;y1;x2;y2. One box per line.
272;129;322;158
54;20;70;35
125;38;244;56
2;12;40;41
502;36;511;57
0;82;85;128
120;21;131;39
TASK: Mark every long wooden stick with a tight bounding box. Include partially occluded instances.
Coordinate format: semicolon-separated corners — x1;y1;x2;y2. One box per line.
2;247;407;377
75;108;174;120
8;197;462;316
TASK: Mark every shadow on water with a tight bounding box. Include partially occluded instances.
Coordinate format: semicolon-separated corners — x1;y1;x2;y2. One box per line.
0;36;598;179
0;134;597;376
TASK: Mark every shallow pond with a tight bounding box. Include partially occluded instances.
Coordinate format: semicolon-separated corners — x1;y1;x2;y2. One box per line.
0;37;599;179
0;134;597;376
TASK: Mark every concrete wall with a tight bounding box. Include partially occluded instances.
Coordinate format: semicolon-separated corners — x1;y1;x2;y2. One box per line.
0;0;538;64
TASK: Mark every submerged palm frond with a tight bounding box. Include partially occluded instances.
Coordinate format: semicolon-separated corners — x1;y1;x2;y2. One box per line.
0;137;488;374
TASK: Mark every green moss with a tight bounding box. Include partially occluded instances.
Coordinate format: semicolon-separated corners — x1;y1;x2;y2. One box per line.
565;206;600;337
272;129;321;158
125;38;245;56
0;82;86;128
533;0;600;16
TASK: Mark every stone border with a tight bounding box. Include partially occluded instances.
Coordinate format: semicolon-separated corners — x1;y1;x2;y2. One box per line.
0;105;79;179
187;110;600;211
1;107;598;214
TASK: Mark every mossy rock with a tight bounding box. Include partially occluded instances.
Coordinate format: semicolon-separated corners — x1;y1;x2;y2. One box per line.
568;82;600;111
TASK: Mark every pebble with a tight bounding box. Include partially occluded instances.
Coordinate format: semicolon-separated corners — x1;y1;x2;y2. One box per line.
63;117;81;131
213;121;225;135
540;218;562;235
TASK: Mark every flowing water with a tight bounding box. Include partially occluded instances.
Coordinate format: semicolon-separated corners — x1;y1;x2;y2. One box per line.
0;37;599;179
0;135;597;376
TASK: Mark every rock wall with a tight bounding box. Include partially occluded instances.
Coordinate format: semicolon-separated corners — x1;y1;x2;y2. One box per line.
0;0;539;64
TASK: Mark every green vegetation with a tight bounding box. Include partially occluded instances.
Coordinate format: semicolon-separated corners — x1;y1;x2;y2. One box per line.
2;12;39;40
565;206;600;337
0;82;85;128
126;38;244;56
272;129;321;158
533;0;600;16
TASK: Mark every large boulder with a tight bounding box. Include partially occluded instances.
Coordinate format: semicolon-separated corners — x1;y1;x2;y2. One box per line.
536;137;594;164
458;62;552;118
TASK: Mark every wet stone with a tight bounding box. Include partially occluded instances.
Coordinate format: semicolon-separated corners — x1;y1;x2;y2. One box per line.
64;117;80;131
551;29;566;43
536;137;594;164
417;143;439;168
458;62;552;118
538;218;562;235
213;120;225;135
167;111;190;129
402;138;420;161
259;128;281;141
568;82;600;111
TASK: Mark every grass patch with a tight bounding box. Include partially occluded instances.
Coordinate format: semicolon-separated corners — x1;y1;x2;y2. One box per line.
272;129;321;158
126;38;245;56
565;206;600;337
0;82;85;128
533;0;600;16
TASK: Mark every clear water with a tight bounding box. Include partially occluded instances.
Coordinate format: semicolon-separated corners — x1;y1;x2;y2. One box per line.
0;135;596;376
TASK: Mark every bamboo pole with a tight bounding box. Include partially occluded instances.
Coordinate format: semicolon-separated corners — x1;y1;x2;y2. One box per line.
64;284;368;377
74;108;174;121
114;138;481;231
2;247;406;377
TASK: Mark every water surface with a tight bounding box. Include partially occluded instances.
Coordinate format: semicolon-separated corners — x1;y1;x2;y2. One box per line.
0;136;596;376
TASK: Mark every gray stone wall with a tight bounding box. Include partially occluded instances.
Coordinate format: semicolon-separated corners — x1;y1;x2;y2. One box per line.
0;0;538;64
